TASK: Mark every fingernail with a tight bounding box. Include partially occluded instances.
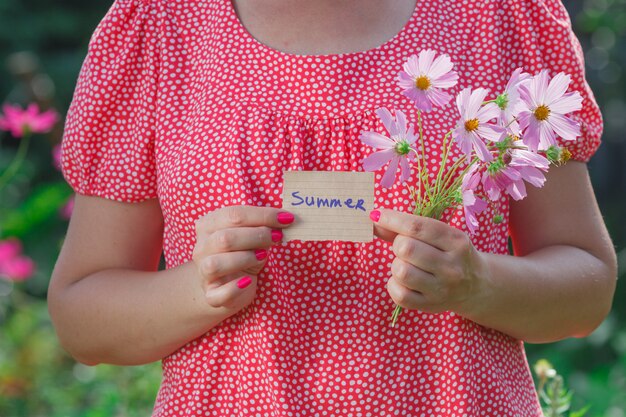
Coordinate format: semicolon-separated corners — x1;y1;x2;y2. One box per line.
277;212;295;224
237;276;252;289
370;209;381;222
254;249;267;260
271;229;283;242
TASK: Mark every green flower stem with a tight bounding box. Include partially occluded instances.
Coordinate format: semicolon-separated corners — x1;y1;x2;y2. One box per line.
417;110;426;172
0;132;31;193
393;191;457;326
439;156;468;191
433;131;454;196
391;305;403;327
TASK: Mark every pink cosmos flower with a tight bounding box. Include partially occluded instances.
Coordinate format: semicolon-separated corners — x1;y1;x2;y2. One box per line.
517;70;582;152
397;49;459;112
481;147;550;201
0;103;58;138
461;165;488;234
0;238;35;282
496;68;531;136
52;143;62;171
452;88;506;162
360;108;418;188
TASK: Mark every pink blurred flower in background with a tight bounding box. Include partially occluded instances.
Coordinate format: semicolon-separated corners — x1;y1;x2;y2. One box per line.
0;238;35;282
52;143;62;170
0;103;58;138
397;49;459;112
59;195;75;220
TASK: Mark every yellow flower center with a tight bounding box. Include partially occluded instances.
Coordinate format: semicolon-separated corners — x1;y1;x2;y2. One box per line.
534;105;551;121
415;76;431;91
464;118;480;132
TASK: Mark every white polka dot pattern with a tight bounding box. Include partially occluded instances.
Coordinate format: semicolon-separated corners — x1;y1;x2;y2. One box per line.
59;0;602;415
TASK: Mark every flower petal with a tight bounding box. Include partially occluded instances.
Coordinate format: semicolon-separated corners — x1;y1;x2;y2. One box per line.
482;173;502;201
544;72;571;106
517;166;546;188
375;108;395;134
453;126;474;157
506;179;527;201
466;88;489;120
428;53;454;79
403;55;420;77
412;90;434;112
393;109;408;137
430;71;459;88
476;102;500;123
547;113;580;141
359;131;394;149
363;148;396;171
549;91;583;115
405;124;419;145
381;155;400;188
476;123;506;143
538;121;557;151
521;117;541;151
399;156;411;183
417;49;436;74
456;88;472;117
398;71;416;89
426;88;452;108
510;149;550;170
472;134;494;162
531;70;550;105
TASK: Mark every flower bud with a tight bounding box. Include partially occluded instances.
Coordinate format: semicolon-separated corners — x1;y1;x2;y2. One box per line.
495;93;509;110
545;146;572;166
452;187;463;205
533;359;557;380
546;146;561;164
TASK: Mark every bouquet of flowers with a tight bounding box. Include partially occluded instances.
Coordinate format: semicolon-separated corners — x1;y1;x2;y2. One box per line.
358;50;583;326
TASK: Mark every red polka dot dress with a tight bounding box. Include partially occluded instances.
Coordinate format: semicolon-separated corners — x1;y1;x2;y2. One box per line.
60;0;603;415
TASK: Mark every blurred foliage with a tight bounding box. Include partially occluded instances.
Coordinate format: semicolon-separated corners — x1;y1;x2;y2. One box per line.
0;0;625;416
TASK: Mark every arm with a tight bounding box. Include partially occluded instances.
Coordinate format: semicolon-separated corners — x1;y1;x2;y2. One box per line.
372;161;617;343
47;195;225;366
462;161;617;342
48;196;291;366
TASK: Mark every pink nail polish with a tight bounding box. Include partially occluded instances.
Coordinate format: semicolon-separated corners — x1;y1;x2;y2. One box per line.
271;229;283;242
370;209;381;222
237;276;252;289
277;212;295;224
254;249;267;260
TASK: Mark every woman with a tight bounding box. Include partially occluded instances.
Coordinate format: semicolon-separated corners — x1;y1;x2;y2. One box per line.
48;0;617;415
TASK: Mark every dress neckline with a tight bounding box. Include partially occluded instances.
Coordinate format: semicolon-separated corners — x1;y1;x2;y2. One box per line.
225;0;420;60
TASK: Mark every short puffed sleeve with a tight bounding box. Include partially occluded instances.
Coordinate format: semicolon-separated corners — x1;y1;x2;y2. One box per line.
500;0;603;162
60;0;160;202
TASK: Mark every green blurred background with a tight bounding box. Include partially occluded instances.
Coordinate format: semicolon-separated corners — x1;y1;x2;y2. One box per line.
0;0;624;416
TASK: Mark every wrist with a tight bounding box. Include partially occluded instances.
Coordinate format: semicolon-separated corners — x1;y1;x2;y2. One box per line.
455;250;495;323
182;261;238;323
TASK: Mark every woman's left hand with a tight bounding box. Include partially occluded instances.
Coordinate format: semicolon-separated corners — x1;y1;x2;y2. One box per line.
370;208;490;315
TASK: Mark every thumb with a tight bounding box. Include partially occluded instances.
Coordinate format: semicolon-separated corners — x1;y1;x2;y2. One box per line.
373;224;398;243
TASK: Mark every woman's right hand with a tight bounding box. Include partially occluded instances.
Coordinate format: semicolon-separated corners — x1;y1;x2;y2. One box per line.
192;205;295;312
